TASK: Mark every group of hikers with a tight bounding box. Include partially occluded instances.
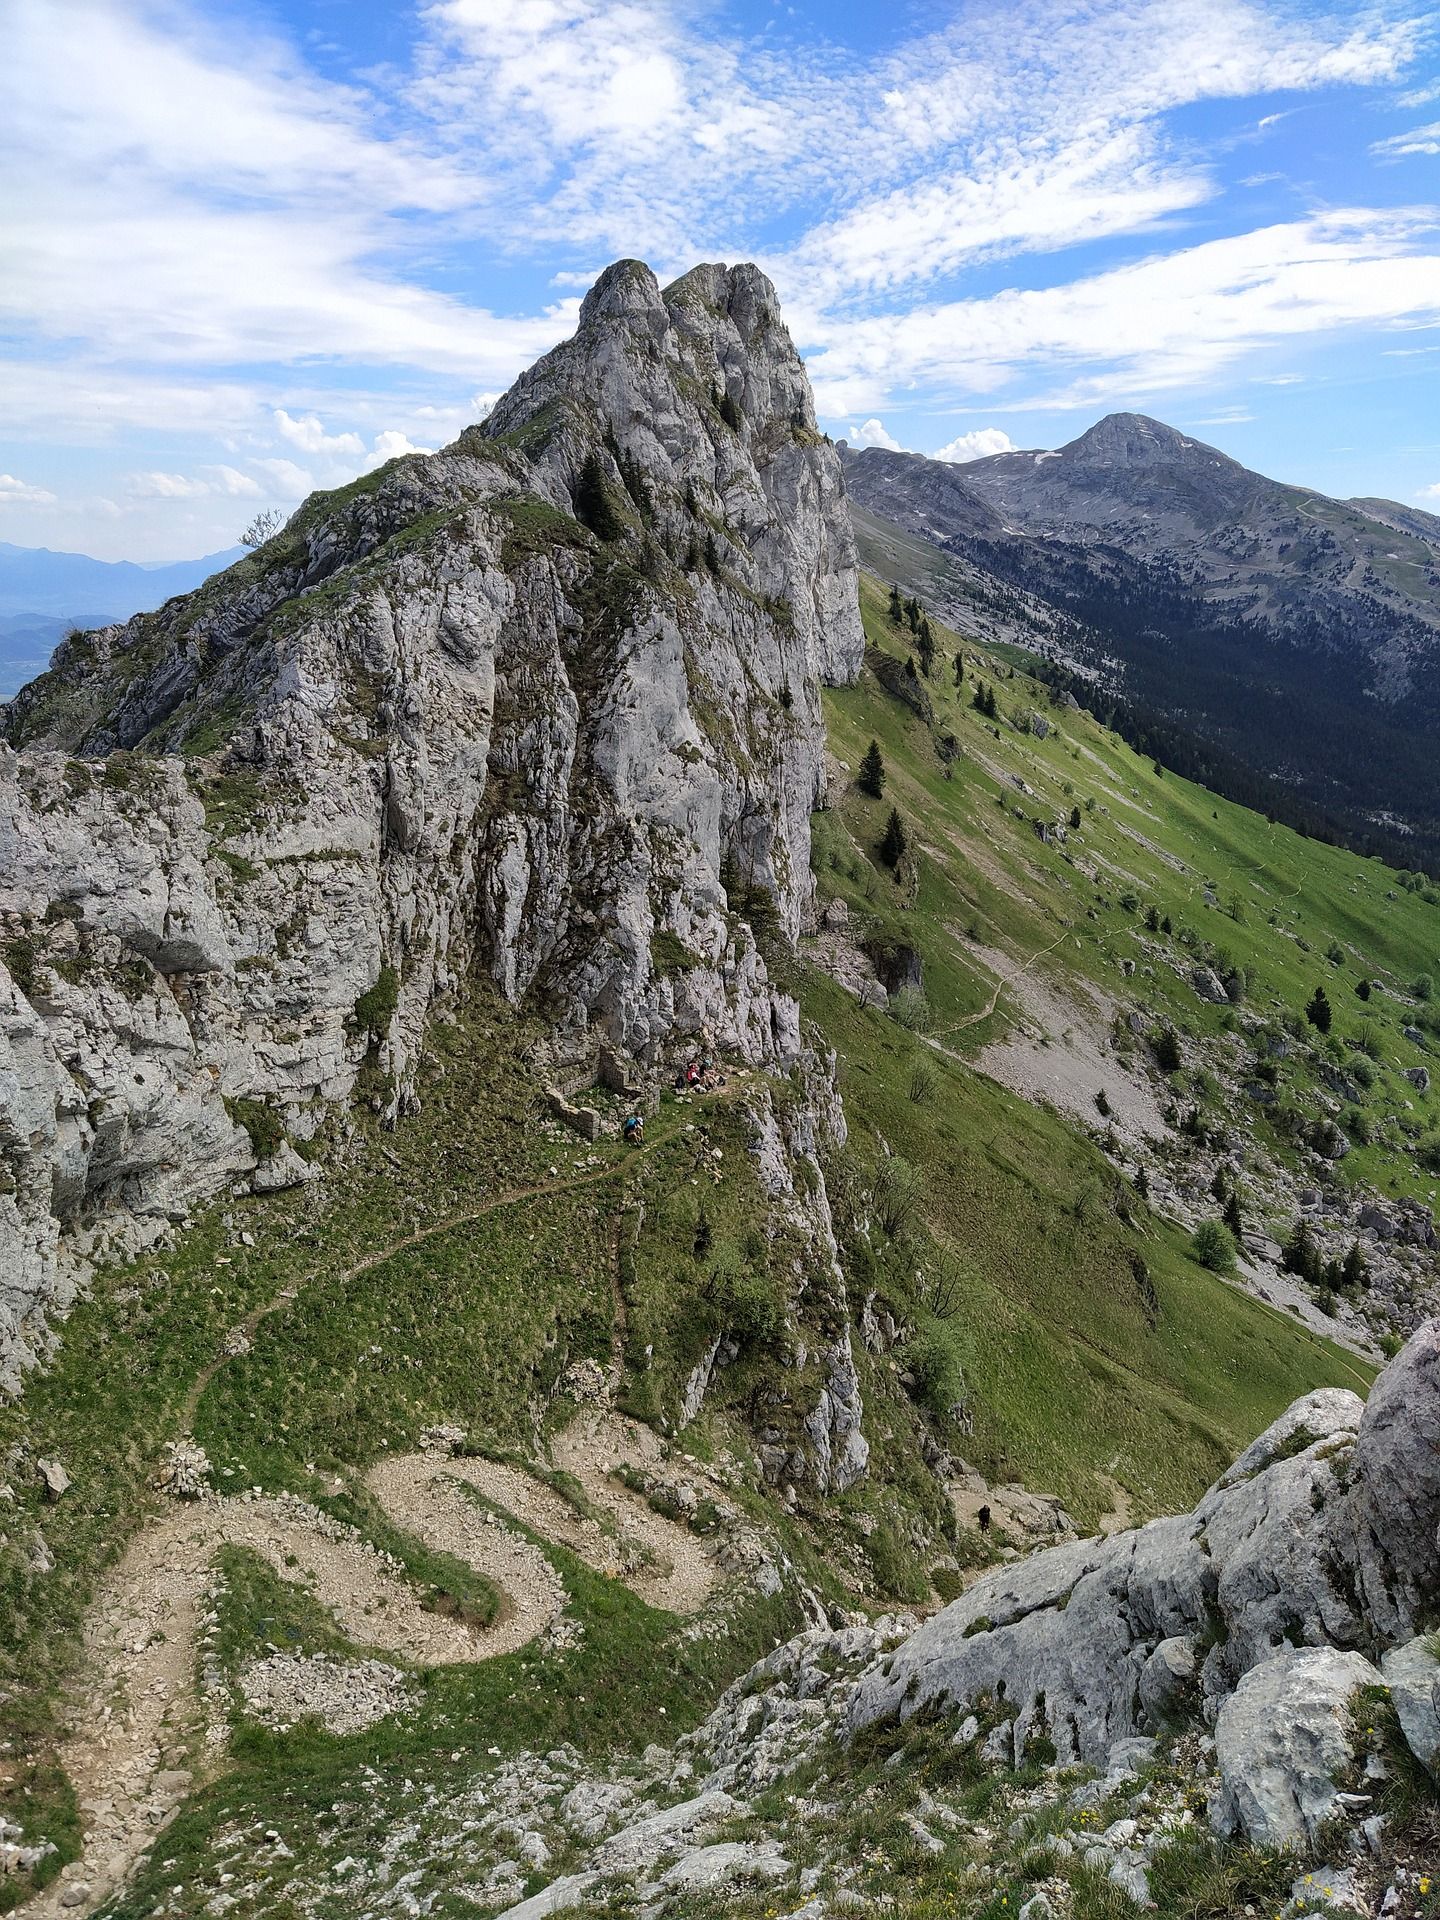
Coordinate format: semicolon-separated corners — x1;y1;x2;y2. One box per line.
620;1053;727;1147
676;1054;725;1094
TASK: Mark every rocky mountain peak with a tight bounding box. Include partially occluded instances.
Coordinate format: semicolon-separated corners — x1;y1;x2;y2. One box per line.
0;257;862;1384
1064;411;1218;469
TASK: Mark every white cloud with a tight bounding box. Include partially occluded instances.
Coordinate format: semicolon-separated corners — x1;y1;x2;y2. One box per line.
1372;119;1440;157
126;465;262;500
274;409;365;457
1419;482;1440;500
363;430;435;470
126;470;212;499
932;428;1016;462
804;211;1440;416
0;472;56;504
0;0;579;384
846;418;904;451
0;0;1434;555
205;464;263;497
249;458;314;501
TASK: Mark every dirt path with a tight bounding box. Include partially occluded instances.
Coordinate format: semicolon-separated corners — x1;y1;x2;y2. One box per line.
36;1422;720;1919
551;1408;717;1615
605;1208;629;1391
957;939;1168;1142
35;1127;735;1919
365;1457;569;1634
181;1152;655;1436
32;1487;549;1920
930;927;1072;1039
1095;1475;1136;1536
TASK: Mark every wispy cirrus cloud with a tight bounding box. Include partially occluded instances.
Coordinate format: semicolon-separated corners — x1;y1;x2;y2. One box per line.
1373;119;1440;157
803;210;1440;416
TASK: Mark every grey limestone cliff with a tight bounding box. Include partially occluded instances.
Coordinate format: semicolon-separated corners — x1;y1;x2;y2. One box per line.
0;259;862;1386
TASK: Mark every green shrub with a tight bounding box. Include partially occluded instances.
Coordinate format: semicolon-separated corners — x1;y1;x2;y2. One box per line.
1151;1025;1182;1073
908;1059;937;1105
707;1261;784;1346
903;1327;967;1420
225;1097;285;1161
354;962;399;1041
650;930;699;975
888;987;932;1032
3;934;40;998
872;1157;922;1238
1191;1218;1237;1274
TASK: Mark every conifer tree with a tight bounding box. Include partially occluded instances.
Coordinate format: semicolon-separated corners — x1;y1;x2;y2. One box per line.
1282;1218;1321;1285
917;617;934;678
879;807;908;869
1305;985;1332;1033
953;651;964;686
858;739;886;799
888;583;903;625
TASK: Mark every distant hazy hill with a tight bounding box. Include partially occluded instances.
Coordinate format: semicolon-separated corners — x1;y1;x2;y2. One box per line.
0;541;245;696
840;417;1440;865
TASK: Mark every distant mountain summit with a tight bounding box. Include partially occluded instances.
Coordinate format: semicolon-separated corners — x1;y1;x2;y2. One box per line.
0;541;246;697
956;412;1275;535
840;414;1440;862
0;540;245;619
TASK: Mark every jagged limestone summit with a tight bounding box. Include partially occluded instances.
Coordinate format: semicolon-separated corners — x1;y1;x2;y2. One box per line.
0;259;861;1385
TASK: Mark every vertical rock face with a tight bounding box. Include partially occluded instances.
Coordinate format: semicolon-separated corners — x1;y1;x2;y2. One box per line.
0;259;862;1386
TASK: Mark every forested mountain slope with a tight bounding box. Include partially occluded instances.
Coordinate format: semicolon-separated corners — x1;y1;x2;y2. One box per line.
841;421;1440;867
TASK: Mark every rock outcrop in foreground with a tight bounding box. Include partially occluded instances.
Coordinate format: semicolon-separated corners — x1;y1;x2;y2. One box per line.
0;260;862;1384
848;1318;1440;1846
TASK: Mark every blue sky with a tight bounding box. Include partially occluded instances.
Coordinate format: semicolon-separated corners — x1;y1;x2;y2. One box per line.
2;0;1439;559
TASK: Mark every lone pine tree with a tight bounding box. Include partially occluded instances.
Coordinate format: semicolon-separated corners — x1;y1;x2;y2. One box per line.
880;807;908;869
858;739;886;798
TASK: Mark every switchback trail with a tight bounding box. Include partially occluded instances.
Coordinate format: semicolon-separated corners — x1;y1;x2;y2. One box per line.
181;1154;642;1435
35;1109;741;1920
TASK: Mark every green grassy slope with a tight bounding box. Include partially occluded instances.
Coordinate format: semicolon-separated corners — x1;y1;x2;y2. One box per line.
789;570;1440;1529
822;574;1439;1211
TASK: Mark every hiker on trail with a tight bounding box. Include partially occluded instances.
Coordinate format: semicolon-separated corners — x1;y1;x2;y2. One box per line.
623;1113;644;1146
978;1503;992;1533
